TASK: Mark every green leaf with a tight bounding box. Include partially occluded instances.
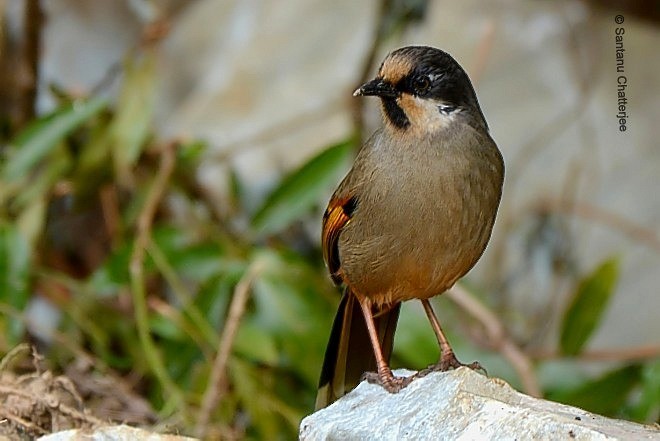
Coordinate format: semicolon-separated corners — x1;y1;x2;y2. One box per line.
560;257;619;356
234;320;279;365
177;139;206;165
111;54;157;184
229;357;284;439
251;138;354;235
249;249;335;385
625;358;660;422
2;96;108;181
75;118;114;184
11;149;70;213
16;197;47;248
547;364;642;417
195;274;234;330
150;314;186;342
87;243;132;297
0;224;31;343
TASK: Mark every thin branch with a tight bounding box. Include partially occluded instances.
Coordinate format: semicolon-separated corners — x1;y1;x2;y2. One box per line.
147;239;220;348
0;409;47;436
195;259;264;439
530;345;660;363
130;141;176;293
99;184;121;248
0;343;31;372
469;19;496;85
148;296;214;361
90;15;172;97
208;98;341;163
446;284;542;397
19;0;42;127
0;385;106;428
538;197;660;253
129;141;182;406
350;0;391;140
0;303;108;375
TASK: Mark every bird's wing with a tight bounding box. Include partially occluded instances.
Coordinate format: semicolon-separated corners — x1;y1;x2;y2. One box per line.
322;195;357;285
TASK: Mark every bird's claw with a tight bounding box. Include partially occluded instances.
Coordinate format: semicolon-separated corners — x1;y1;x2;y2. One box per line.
362;370;413;393
415;352;487;378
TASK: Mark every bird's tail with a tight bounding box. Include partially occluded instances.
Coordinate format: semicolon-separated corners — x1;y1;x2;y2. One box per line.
315;289;400;410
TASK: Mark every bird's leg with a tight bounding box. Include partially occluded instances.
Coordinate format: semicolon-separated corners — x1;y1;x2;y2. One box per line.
357;298;412;393
417;299;485;376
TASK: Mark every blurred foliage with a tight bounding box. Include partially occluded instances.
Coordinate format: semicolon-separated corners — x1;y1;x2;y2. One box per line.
0;51;340;438
547;364;642;418
251;139;353;237
0;46;658;441
560;257;619;356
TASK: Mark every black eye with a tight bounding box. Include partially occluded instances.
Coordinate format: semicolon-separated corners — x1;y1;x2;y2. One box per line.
412;76;431;94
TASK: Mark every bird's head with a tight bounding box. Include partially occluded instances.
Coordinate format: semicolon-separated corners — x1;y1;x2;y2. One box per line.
354;46;487;135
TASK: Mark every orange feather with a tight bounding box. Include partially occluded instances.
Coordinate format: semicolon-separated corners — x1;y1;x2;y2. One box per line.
322;196;356;284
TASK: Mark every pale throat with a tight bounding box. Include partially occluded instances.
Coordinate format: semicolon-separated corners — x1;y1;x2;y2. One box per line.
398;94;461;135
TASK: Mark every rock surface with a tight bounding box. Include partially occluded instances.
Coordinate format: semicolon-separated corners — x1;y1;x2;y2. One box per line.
300;368;660;441
37;425;196;441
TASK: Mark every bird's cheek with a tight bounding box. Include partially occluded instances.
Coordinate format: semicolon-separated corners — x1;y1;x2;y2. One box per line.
397;94;424;124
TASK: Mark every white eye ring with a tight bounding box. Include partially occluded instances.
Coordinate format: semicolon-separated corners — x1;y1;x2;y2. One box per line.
438;104;457;114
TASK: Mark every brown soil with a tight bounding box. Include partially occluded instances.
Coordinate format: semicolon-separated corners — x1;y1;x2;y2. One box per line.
0;344;156;440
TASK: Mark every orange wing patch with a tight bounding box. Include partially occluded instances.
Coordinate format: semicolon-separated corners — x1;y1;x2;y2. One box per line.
322;196;357;285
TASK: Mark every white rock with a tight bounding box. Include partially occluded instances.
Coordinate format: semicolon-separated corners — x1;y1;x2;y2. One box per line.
38;425;197;441
300;368;660;441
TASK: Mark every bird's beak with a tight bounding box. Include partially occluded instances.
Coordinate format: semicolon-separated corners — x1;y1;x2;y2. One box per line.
353;78;398;98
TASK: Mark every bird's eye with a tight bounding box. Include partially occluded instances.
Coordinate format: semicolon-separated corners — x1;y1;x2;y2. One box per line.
412;76;431;94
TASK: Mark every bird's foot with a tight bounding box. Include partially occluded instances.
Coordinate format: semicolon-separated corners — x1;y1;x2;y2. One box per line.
415;351;487;378
362;369;413;393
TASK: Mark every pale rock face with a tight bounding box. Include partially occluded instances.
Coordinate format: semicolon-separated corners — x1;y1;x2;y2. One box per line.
300;368;660;441
38;424;197;441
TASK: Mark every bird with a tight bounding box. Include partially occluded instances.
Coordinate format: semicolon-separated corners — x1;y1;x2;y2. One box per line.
315;46;504;410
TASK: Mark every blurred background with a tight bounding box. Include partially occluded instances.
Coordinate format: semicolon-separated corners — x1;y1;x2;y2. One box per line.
0;0;658;439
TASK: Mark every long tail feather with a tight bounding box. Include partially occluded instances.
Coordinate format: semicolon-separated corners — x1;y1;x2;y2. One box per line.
315;290;400;410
